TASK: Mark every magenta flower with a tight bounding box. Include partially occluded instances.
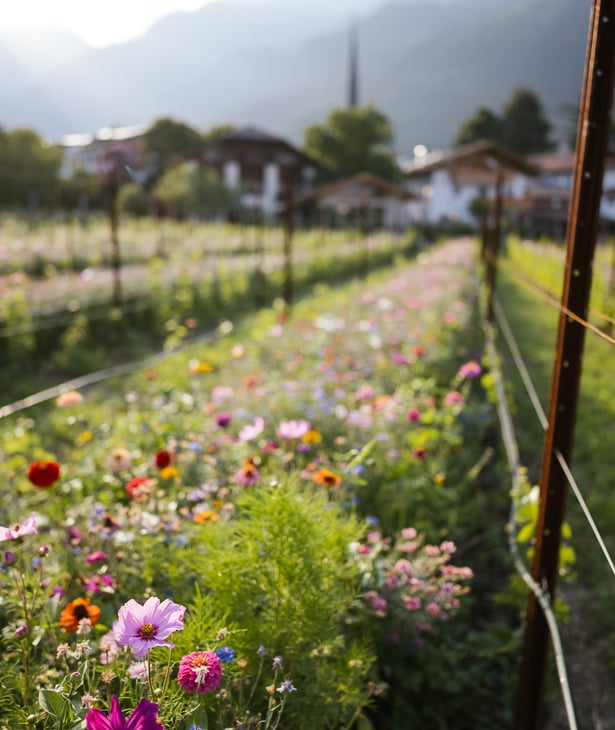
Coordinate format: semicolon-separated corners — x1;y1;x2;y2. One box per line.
458;360;482;379
276;419;311;439
177;650;222;694
113;596;186;659
86;695;163;730
86;551;108;564
0;514;38;542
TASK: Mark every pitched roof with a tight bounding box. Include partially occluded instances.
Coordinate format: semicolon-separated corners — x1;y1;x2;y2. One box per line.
294;172;418;206
402;140;539;177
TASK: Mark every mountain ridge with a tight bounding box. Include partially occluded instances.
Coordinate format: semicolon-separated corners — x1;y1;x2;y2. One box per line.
0;0;589;153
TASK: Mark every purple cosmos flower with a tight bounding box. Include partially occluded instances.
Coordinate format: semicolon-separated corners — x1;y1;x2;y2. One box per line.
85;695;163;730
113;596;186;659
86;551;108;564
0;514;38;541
276;419;311;440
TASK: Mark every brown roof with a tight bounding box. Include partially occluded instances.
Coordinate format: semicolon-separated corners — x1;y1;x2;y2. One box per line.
402;140;539;178
294;172;418;207
201;126;317;168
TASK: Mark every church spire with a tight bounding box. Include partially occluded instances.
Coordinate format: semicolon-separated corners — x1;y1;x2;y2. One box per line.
348;22;359;108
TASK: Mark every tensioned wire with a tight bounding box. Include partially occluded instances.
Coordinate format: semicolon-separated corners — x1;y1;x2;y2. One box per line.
483;317;577;730
484;249;615;346
0;325;219;420
493;295;615;580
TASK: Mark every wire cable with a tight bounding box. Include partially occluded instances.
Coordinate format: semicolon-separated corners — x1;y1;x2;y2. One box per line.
484;321;578;730
485;250;615;346
0;326;218;420
494;294;615;581
493;296;549;431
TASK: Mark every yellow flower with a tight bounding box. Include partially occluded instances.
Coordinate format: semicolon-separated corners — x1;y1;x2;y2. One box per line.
76;431;93;445
302;429;322;445
160;466;180;480
189;359;213;375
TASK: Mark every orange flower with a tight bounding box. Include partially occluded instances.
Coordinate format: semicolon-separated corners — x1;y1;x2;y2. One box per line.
311;468;342;488
60;598;101;633
27;460;61;488
193;510;220;525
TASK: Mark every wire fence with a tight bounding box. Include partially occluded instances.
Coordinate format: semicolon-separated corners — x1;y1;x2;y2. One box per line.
487;245;615;729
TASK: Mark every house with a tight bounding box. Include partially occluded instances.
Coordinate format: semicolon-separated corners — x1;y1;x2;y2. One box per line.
58;124;147;182
400;140;537;226
293;172;419;230
197;127;318;220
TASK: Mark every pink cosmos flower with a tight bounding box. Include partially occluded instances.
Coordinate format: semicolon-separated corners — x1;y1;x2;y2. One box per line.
0;514;38;541
85;695;163;730
406;408;421;423
239;416;265;441
276;419;311;439
178;650;222;694
113;596;186;659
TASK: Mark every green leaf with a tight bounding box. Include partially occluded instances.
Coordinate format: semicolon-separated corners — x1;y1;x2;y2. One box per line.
516;522;535;543
39;689;74;723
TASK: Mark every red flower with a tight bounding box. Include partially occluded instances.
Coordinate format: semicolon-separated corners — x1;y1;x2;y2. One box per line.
27;461;60;488
125;477;156;502
154;450;175;469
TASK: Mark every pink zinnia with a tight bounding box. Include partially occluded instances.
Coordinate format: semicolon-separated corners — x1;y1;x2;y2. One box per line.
86;695;163;730
178;650;222;694
113;596;185;659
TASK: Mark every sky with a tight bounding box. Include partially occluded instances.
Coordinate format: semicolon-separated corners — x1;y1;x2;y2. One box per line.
1;0;215;47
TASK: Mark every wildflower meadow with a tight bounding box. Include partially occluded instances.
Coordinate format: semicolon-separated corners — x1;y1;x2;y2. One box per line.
0;238;522;729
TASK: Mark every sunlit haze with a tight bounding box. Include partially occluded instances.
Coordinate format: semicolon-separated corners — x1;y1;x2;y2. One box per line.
2;0;215;47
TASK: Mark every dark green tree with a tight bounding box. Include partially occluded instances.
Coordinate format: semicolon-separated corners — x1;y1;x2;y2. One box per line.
0;127;62;209
143;117;203;188
303;105;399;182
501;87;552;154
454;107;503;146
153;162;231;219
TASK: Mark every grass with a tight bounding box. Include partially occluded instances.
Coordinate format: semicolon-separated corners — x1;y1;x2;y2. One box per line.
495;236;615;721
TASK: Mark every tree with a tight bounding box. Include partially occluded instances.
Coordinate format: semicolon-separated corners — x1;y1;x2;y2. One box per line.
454;88;553;154
143;117;203;188
0;127;62;209
501;87;552;154
303;105;399;182
153;162;231;219
454;107;502;147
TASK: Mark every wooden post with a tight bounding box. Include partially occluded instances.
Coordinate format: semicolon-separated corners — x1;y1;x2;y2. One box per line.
515;2;615;727
108;177;122;308
282;187;294;310
485;169;504;322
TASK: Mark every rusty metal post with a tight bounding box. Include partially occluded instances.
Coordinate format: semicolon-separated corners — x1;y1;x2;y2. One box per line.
485;170;504;322
516;3;615;728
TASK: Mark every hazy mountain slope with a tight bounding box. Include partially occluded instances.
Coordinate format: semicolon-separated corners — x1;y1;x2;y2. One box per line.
0;0;590;152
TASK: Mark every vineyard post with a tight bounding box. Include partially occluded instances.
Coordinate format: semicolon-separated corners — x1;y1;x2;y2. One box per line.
485;169;504;322
515;2;615;728
282;186;294;310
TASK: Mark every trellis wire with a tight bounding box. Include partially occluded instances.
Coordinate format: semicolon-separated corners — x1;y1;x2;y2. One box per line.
494;294;615;580
483;319;577;730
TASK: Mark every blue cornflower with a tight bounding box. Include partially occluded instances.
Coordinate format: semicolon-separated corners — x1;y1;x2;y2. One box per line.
272;655;283;670
277;679;296;694
216;646;236;663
